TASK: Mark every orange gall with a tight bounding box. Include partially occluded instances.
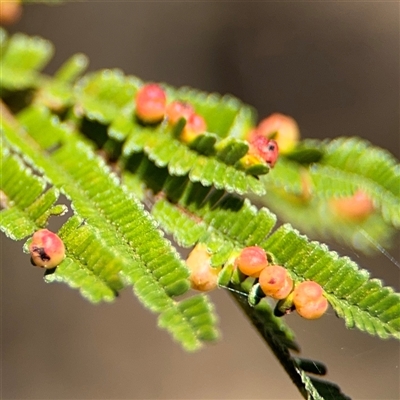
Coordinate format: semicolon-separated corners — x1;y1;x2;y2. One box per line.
166;100;195;125
330;190;374;221
135;83;167;123
234;246;268;278
180;113;207;143
0;0;22;25
293;281;328;320
259;265;293;299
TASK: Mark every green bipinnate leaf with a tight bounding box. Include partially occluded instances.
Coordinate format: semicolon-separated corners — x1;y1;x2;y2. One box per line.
262;224;400;339
150;172;399;340
1;104;219;351
260;137;400;254
318;137;400;228
2;30;399;399
123;126;266;196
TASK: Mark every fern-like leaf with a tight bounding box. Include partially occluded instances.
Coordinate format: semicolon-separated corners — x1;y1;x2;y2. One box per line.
147;168;399;340
259;189;395;254
262;224;400;339
122;125;266;195
1;104;219;350
260;137;400;253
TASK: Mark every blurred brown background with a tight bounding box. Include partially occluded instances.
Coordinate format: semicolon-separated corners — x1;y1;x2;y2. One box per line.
2;2;399;399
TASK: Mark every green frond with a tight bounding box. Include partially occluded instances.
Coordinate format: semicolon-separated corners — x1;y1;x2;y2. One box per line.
2;104;219;350
316;137;400;229
153;173;399;339
123;126;266;195
2;29;399;396
311;164;399;229
260;137;400;253
261;190;395;254
152;183;277;265
0;32;53;90
322;137;399;196
262;224;400;339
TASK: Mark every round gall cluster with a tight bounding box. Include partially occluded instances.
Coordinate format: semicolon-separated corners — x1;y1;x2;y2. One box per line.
29;229;65;269
134;84;302;173
234;246;328;319
235;246;293;300
135;84;207;142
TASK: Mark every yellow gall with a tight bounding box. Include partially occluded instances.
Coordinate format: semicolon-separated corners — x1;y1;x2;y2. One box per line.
186;244;220;292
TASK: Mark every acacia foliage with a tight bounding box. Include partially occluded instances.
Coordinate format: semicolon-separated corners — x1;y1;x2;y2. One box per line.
1;30;399;400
